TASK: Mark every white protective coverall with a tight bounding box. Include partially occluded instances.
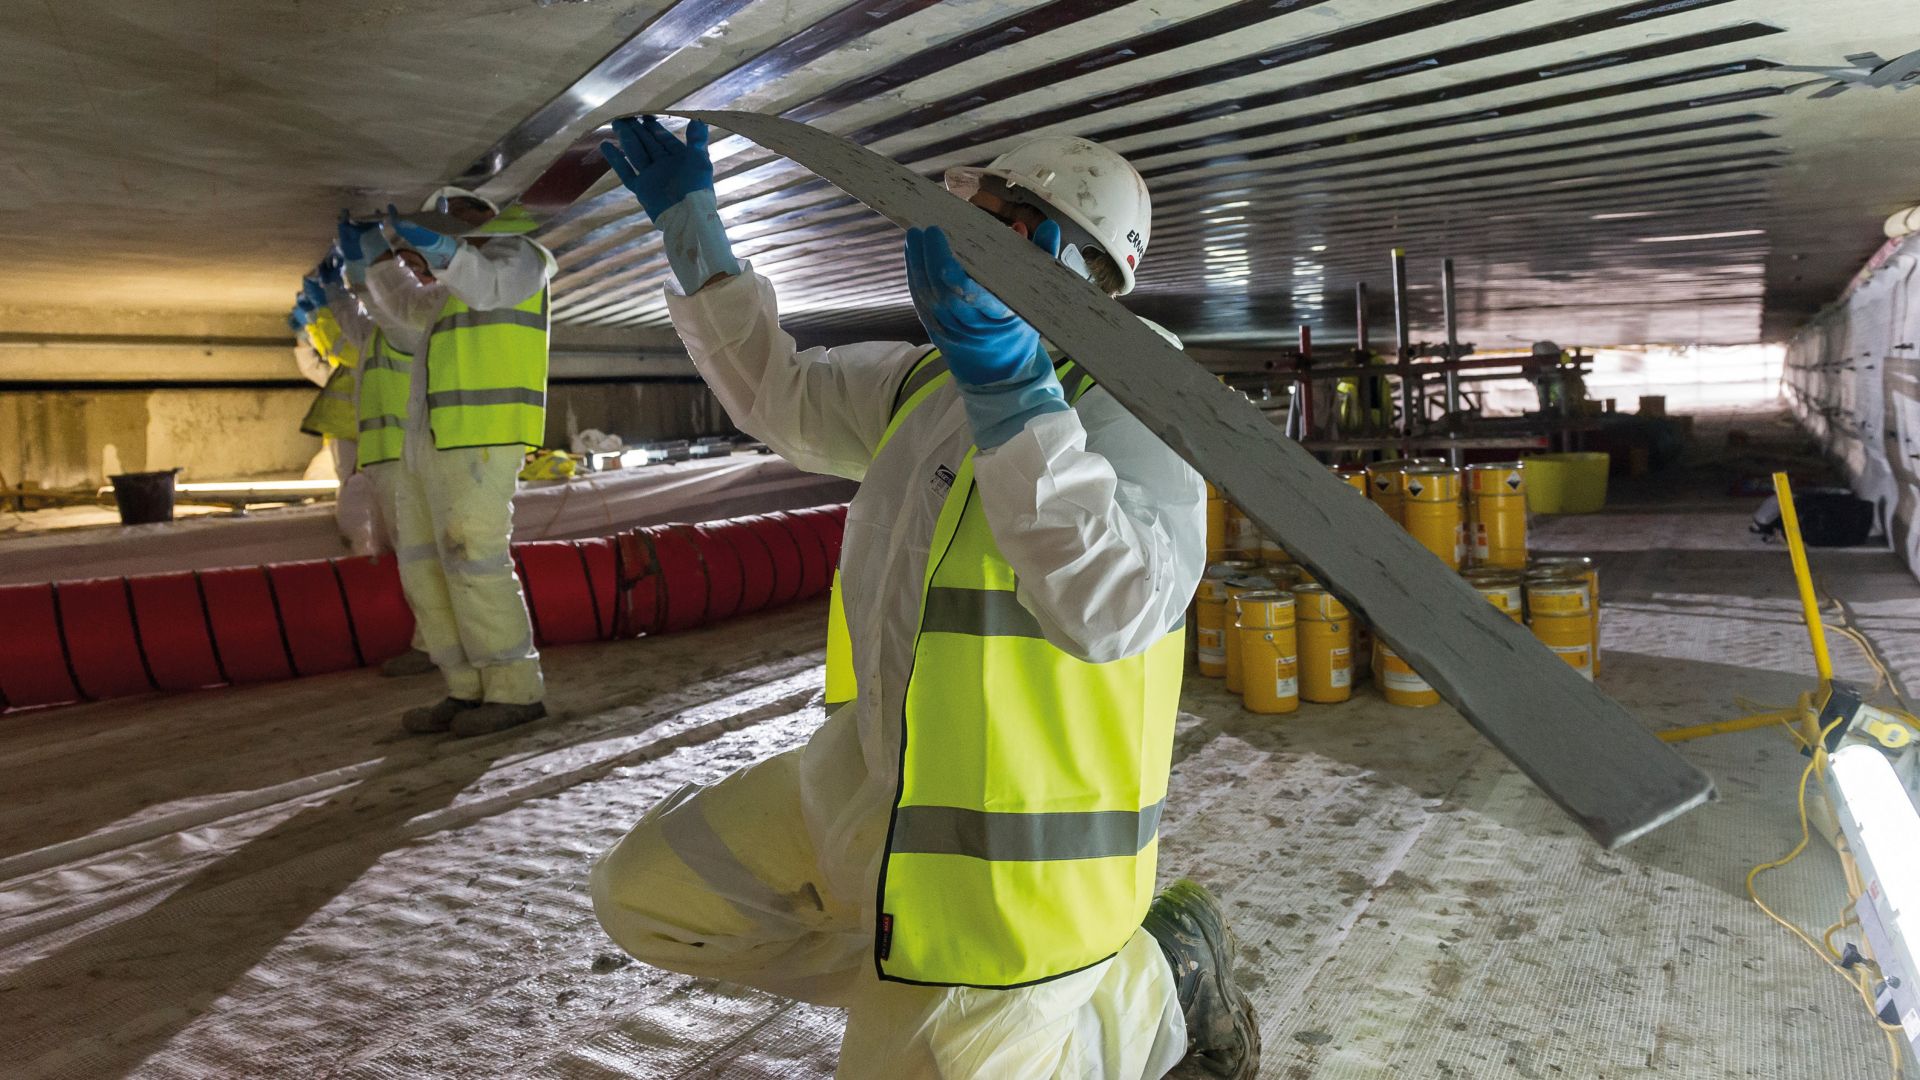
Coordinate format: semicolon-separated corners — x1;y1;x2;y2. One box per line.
363;239;550;706
591;263;1207;1079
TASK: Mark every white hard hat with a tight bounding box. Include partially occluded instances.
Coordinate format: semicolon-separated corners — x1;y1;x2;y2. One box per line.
946;135;1151;295
420;186;499;215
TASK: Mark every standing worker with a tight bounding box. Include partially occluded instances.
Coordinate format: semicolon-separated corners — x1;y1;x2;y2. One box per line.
324;222;437;676
589;118;1258;1079
361;188;555;738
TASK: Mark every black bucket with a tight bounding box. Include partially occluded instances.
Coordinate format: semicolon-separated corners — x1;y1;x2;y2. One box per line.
109;469;180;525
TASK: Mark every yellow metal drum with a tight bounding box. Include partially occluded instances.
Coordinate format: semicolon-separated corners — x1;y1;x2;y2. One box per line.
1225;502;1262;561
1462;568;1524;622
1401;464;1464;569
1523;573;1589;616
1237;590;1299;715
1194;560;1256;677
1529;608;1594;679
1205;486;1229;562
1530;555;1600;673
1366;460;1410;523
1224;574;1275;694
1467;462;1528;568
1333;464;1369;495
1374;640;1439;707
1292;583;1353;703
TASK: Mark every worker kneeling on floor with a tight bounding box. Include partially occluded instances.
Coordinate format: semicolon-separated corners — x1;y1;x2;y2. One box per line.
587;116;1260;1079
362;187;556;738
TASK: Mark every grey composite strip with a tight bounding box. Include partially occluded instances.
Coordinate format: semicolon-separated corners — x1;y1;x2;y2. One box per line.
426;388;547;409
431;308;548;335
824;698;852;717
891;800;1163;862
679;109;1713;850
359;415;403;432
920;587;1044;639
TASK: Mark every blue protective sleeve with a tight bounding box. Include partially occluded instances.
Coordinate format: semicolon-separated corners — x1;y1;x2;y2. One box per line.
959;346;1071;449
656;189;742;294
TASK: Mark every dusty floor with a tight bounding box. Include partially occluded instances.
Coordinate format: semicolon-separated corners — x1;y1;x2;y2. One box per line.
2;405;1916;1079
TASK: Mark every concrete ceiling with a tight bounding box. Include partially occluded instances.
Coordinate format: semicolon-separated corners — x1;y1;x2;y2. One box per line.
4;0;1918;349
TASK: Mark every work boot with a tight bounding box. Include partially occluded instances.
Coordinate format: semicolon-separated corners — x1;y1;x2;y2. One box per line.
451;701;547;738
1142;879;1261;1079
380;649;436;677
400;696;480;735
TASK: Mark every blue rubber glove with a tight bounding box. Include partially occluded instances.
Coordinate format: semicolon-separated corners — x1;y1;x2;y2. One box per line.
295;294;316;315
301;276;327;308
387;203;461;269
316;252;344;288
905;222;1053;385
288;306;310;330
336;210;366;263
906;222;1071;447
599;116;717;223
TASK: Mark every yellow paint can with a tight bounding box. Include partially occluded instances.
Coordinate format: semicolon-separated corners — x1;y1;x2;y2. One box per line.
1292;583;1352;703
1365;460;1410;523
1236;590;1298;715
1194;560;1257;677
1225;502;1262;560
1374;639;1439;708
1529;608;1594;679
1461;568;1524;622
1401;464;1464;569
1530;555;1600;673
1224;574;1275;694
1467;462;1528;568
1205;484;1228;562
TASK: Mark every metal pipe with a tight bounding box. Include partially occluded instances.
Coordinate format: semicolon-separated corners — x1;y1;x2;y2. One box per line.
1391;248;1412;454
1773;472;1835;687
1442;257;1463;468
1297;324;1313;444
1355;281;1370;357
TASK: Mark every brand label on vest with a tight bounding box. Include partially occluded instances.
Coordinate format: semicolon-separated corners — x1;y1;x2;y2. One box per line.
878;913;894;959
930;464;955;497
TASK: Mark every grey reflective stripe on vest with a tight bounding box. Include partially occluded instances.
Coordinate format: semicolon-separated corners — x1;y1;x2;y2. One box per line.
362;350;412;373
890;351;949;415
825;699;852;717
425;387;547;409
431;307;548;335
890;799;1164;862
359;415;403;432
920;586;1045;638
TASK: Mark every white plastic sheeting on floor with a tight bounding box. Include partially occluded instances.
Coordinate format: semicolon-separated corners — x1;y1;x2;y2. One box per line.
0;453;855;586
1785;230;1920;584
3;410;1916;1078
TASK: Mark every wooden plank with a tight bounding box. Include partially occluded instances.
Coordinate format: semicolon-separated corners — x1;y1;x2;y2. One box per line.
677;109;1715;849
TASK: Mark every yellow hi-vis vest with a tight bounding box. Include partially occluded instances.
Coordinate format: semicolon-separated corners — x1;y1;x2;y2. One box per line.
305;306;362;370
300;364;359;441
424;281;550;450
831;349;1186;989
356;328;413;467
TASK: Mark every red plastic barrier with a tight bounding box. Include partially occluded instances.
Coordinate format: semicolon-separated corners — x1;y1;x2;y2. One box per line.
0;584;79;709
516;541;602;647
58;578;154;700
335;556;413;664
198;567;294;684
2;504;848;713
267;561;362;676
128;572;225;692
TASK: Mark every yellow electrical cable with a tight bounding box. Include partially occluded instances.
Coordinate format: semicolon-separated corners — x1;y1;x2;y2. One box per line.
1745;712;1906;1078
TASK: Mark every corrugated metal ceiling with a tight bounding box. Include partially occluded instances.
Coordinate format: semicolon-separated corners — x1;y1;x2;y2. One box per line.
482;0;1917;350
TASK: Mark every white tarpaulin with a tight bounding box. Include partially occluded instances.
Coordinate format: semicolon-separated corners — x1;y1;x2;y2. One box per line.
1785;233;1920;583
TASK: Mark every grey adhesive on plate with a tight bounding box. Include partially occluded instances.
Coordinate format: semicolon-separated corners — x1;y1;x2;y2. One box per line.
677;110;1714;849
